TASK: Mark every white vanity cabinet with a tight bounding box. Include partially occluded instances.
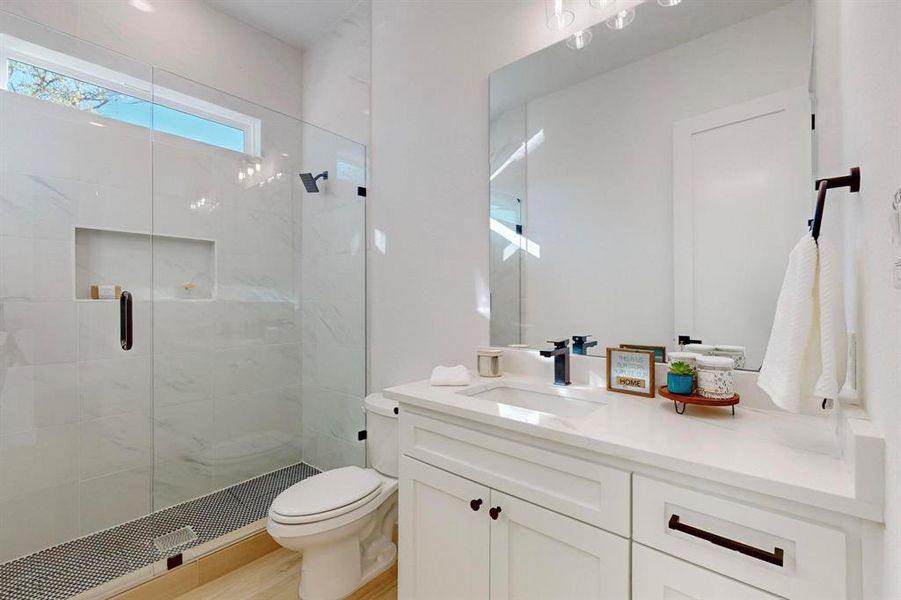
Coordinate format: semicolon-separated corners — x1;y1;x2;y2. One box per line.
399;456;630;600
392;390;875;600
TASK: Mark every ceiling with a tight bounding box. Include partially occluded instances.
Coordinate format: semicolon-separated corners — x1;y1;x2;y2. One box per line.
490;0;796;117
205;0;361;49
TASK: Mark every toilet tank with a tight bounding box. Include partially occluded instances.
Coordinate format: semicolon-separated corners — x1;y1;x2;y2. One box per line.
364;393;398;477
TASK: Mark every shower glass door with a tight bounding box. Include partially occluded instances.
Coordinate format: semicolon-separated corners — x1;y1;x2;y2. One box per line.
148;69;367;543
0;14;155;562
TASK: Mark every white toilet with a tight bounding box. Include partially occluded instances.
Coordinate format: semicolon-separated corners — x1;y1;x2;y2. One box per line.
267;393;399;600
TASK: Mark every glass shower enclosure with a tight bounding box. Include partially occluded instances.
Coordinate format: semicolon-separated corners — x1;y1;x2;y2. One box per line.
0;11;365;593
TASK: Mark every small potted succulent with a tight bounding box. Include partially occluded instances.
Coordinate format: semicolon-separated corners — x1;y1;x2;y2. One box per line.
667;361;694;395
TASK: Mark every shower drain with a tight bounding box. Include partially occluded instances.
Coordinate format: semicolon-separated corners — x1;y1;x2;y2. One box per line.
152;526;198;553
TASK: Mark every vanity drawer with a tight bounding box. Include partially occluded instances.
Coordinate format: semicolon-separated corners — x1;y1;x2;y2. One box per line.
632;543;782;600
400;412;630;537
633;476;846;599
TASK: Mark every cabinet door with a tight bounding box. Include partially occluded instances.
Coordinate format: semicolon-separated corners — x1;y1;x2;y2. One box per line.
489;490;629;600
399;456;491;600
632;543;782;600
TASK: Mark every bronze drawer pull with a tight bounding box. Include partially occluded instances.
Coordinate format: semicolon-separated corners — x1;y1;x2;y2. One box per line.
668;514;784;567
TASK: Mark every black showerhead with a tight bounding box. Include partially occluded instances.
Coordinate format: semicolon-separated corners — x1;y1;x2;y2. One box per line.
299;170;328;193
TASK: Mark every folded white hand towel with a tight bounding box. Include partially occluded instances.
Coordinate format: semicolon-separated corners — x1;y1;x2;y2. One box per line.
758;233;847;413
429;365;471;386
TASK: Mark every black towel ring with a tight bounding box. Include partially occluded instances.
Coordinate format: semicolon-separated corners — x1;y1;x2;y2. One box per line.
810;167;861;242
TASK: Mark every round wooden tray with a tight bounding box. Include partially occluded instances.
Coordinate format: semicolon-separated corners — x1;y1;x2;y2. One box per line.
658;386;740;415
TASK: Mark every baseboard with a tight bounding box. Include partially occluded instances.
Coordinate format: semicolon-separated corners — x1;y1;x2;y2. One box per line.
347;563;398;600
106;528;279;600
89;523;399;600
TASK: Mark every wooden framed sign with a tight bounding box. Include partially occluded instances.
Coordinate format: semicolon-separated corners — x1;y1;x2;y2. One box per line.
620;343;667;363
607;347;656;398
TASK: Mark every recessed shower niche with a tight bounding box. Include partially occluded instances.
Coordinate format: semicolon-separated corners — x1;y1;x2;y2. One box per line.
74;227;216;300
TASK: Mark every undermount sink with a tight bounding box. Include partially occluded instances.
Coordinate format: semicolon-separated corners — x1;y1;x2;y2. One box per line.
460;383;604;419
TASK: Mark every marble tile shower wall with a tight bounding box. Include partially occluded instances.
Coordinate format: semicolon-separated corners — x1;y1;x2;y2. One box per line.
0;81;364;562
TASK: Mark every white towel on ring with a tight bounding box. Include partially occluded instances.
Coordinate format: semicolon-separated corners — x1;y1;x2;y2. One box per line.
758;233;846;413
813;233;847;401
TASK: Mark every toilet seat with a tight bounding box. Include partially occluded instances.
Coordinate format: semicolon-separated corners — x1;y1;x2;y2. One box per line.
269;466;382;525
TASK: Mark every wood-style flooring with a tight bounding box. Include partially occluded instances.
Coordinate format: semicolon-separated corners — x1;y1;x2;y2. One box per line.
171;548;397;600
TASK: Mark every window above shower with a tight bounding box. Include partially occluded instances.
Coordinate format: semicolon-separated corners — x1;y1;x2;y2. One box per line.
0;34;261;155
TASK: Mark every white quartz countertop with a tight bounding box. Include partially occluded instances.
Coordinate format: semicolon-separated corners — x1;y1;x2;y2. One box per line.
385;374;883;521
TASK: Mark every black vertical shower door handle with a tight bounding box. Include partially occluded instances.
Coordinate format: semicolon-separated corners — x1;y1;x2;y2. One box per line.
120;290;133;351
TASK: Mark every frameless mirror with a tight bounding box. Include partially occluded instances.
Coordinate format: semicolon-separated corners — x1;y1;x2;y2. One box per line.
489;0;813;370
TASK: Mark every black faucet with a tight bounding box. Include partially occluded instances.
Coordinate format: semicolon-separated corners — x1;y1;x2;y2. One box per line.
539;339;571;386
677;335;702;348
572;335;597;356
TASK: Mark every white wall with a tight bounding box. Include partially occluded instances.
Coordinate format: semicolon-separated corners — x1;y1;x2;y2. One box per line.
369;0;626;391
517;1;810;364
0;0;305;118
812;2;901;598
302;0;370;146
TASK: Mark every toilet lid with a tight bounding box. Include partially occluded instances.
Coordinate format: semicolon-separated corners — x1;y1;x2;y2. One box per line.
269;466;381;523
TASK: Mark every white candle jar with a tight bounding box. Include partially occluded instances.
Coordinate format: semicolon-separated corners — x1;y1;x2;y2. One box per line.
696;356;735;399
477;347;503;377
683;343;715;356
667;351;702;369
713;345;747;369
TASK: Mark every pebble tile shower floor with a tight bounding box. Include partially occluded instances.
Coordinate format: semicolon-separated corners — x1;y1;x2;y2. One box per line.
0;462;320;600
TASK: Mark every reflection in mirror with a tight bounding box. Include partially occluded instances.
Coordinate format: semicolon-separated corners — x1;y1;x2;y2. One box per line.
490;105;526;346
488;0;813;370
